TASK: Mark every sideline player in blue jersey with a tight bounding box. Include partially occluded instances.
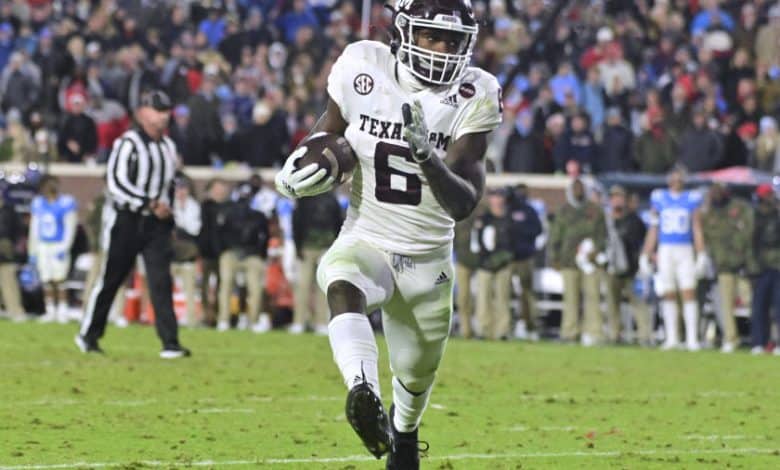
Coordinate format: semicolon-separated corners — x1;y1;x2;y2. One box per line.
28;175;78;323
640;168;708;351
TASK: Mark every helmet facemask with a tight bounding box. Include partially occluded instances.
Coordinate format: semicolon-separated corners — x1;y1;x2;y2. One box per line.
394;11;477;86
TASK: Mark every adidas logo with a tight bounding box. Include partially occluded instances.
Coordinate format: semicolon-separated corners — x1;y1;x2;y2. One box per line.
435;271;450;285
440;94;458;107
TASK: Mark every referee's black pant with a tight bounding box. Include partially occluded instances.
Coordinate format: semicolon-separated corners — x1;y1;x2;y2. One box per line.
80;207;181;349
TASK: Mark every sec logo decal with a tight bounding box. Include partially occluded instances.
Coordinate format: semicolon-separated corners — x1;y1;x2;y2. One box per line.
354;73;374;95
458;82;476;99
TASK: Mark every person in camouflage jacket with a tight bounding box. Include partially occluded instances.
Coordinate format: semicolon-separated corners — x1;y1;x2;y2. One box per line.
700;184;753;352
548;178;607;344
747;185;780;353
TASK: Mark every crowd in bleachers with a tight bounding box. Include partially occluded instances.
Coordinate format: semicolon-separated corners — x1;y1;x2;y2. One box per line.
1;0;780;354
0;1;775;174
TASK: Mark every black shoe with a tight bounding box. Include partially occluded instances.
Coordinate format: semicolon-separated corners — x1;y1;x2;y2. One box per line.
345;375;392;459
74;335;104;354
386;405;429;470
160;345;191;359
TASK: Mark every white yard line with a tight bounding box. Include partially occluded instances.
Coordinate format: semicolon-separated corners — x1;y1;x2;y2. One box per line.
176;408;255;414
682;435;756;441
0;447;777;469
4;396;342;409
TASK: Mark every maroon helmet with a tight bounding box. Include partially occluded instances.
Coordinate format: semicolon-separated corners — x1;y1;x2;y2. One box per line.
389;0;478;85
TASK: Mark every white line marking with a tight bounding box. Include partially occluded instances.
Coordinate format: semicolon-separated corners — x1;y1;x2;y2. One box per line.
0;447;777;469
682;435;755;441
176;408;255;414
430;403;446;410
509;425;578;432
5;395;342;409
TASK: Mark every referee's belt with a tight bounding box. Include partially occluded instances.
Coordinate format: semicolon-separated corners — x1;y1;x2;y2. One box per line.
113;202;152;216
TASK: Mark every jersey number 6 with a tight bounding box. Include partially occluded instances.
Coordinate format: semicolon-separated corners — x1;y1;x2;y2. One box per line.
374;142;422;206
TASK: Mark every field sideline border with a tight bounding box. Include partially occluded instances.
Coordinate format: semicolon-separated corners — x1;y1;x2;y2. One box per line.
1;447;779;469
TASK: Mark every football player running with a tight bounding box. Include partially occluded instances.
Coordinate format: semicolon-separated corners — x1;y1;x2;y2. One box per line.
274;0;502;467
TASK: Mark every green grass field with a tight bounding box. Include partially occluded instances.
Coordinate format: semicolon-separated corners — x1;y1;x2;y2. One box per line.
1;322;780;469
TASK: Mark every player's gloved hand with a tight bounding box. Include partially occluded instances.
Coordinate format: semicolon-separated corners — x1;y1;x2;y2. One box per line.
275;146;334;198
695;251;712;279
638;253;653;277
402;101;433;163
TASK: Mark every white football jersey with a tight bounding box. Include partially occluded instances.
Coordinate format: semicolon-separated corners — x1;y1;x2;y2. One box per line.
327;40;502;255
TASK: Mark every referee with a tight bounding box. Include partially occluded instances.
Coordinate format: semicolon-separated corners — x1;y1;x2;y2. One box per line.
76;90;190;358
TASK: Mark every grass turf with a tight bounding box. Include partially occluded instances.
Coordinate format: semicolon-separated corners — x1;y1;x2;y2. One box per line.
1;322;779;469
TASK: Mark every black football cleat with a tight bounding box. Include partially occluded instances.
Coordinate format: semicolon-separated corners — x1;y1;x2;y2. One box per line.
386;405;429;470
345;375;392;459
74;335;104;354
160;345;192;359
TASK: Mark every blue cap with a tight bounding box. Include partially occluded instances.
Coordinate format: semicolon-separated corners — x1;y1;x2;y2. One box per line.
174;104;189;117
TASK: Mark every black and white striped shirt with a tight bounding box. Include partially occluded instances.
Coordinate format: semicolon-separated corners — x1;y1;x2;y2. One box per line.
107;128;177;212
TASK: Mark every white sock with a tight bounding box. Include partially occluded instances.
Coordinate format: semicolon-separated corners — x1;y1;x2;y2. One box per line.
683;301;699;346
392;376;432;433
661;300;678;344
328;313;380;396
45;301;55;316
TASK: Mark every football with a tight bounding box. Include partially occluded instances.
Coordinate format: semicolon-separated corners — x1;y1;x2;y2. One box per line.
293;132;357;185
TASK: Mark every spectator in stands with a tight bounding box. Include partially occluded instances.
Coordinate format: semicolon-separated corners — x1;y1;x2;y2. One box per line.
507;184;542;340
581;66;605;137
198;178;230;328
185;65;223;166
474;188;514;340
604;185;649;345
503;108;545;173
690;0;735;36
32;27;73;119
454;207;479;338
549;62;580;107
733;3;760;52
217;182;270;333
170;105;198;166
290;189;343;335
634;108;675;174
598;107;634;173
754;116;779;171
199;8;226;49
677;105;724;172
747;184;780;355
0;22;14;75
755;5;780;71
87;91;129;163
548;178;607;345
665;83;692;144
171;176;201;327
599;42;635;100
237;98;289;167
5;109;34;163
0;52;39;117
57;93;97;163
0;193;25;321
553;112;597;174
700;183;753;353
277;0;320;43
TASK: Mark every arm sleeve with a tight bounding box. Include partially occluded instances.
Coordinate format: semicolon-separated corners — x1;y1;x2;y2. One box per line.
326;48;352;122
106;137;147;210
453;76;503;141
27;207;38;258
61;209;79;252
